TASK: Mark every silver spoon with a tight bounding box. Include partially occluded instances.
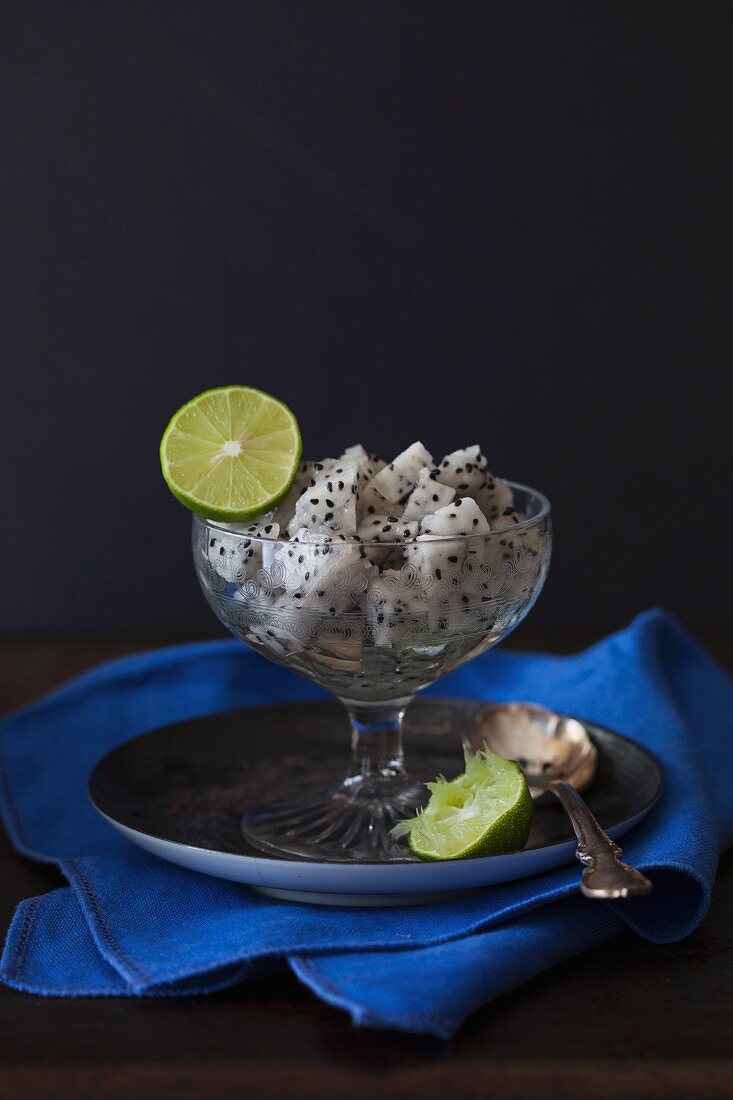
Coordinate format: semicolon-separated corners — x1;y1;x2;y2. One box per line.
467;703;652;899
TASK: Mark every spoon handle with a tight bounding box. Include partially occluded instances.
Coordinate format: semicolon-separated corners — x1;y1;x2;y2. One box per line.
548;780;653;899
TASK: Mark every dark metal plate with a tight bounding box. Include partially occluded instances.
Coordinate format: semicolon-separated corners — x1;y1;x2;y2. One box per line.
89;698;663;863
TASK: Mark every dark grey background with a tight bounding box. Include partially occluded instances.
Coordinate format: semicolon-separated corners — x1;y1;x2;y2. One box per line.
2;2;730;633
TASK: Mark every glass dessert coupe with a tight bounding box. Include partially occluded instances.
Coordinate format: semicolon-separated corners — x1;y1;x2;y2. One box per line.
193;481;551;862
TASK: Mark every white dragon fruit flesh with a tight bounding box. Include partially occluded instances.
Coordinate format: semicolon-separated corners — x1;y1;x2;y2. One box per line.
210;441;531;665
357;479;390;521
475;474;517;527
207;519;280;582
404;498;491;589
288;462;359;537
360;568;414;646
274;529;371;613
369;441;433;505
404;534;467;590
268;460;333;527
433;445;488;496
402;467;456;522
356;513;419;566
418;497;492;537
340;444;386;484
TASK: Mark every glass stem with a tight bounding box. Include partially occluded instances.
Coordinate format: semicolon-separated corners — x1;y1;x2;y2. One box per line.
341;697;414;786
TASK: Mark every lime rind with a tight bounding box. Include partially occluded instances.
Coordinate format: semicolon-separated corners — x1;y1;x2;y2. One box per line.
159;385;302;521
392;746;533;860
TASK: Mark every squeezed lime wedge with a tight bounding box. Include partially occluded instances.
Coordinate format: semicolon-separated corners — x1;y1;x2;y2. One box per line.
392;746;533;860
159;386;302;521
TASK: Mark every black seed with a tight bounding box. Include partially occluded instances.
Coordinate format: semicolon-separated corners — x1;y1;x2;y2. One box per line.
432;493;439;501
324;512;334;521
305;571;310;580
219;547;225;555
338;481;344;490
382;525;392;533
310;498;319;505
325;499;335;508
448;555;458;563
264;524;273;534
456;466;463;473
472;518;479;526
435;568;442;580
442;460;449;467
449;512;457;518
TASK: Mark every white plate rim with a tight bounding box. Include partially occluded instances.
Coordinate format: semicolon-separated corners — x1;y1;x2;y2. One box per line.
96;798;659;897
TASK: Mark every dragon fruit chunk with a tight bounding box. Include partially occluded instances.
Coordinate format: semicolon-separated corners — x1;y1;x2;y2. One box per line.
340;444;386;485
275;528;371;613
402;467;456;522
356;513;419;566
340;444;391;522
419;497;491;537
369;441;433;505
433;446;488;497
359;568;413;646
288;462;359;537
476;475;518;528
207;520;280;582
405;498;491;590
357;480;390;521
405;534;466;590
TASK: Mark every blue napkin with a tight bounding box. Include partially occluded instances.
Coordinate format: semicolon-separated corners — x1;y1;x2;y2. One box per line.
1;610;731;1037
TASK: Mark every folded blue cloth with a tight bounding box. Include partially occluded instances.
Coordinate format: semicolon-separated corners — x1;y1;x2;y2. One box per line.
1;610;731;1037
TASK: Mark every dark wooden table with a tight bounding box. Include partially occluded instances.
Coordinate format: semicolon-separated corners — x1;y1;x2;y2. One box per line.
1;629;731;1100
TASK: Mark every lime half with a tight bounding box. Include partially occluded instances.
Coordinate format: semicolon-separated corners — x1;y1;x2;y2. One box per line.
159;386;302;521
392;747;533;860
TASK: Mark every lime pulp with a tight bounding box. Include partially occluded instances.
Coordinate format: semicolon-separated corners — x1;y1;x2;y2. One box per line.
391;746;533;860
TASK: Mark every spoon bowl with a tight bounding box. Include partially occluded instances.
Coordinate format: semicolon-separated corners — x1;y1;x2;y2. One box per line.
466;701;597;798
465;702;652;899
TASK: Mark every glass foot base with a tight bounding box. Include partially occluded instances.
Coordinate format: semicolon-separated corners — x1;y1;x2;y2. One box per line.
241;775;426;862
